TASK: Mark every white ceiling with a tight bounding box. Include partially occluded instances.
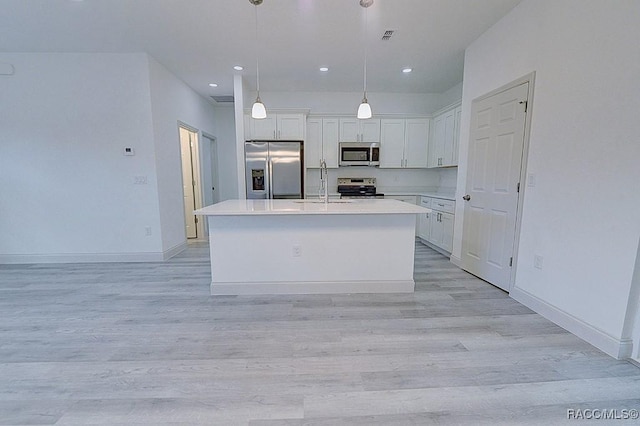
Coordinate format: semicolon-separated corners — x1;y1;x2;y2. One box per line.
0;0;522;103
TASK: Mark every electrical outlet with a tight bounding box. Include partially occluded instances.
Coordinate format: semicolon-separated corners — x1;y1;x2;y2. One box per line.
145;227;152;236
534;255;543;269
292;245;302;257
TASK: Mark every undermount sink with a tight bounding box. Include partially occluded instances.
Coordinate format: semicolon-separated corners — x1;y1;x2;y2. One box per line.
294;200;352;204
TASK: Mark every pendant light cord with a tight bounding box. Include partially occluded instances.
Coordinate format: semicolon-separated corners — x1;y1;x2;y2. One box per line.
363;5;367;98
255;4;260;97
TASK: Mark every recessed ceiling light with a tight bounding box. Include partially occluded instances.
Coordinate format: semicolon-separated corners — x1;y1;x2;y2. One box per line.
233;65;244;71
208;83;218;87
319;67;329;72
402;68;413;73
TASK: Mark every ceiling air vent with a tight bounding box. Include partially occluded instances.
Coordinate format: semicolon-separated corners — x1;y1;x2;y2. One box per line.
381;30;395;41
210;95;235;103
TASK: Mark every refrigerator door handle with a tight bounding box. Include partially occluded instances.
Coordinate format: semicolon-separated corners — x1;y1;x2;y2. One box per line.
268;157;274;199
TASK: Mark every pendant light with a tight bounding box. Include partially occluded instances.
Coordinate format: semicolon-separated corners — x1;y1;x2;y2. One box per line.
250;0;266;119
357;0;373;119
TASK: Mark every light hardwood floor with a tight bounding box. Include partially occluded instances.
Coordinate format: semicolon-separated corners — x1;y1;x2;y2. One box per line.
1;241;638;425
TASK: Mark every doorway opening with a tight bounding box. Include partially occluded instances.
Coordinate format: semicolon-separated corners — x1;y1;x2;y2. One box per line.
201;133;220;207
178;125;203;239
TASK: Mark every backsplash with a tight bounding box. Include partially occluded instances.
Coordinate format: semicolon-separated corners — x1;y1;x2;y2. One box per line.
305;167;456;196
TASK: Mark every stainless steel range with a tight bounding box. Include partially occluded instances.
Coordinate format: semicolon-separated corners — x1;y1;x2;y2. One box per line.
337;177;384;199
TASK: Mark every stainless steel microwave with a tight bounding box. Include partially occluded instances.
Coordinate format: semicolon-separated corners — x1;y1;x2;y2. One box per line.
339;142;380;166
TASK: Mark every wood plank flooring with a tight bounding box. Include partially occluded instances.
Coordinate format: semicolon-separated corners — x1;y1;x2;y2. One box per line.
1;241;638;425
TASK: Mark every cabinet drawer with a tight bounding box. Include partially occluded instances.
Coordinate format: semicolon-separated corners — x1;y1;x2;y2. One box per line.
431;198;455;214
420;197;432;208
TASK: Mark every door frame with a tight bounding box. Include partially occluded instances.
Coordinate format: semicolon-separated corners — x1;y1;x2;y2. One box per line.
178;122;205;240
465;72;536;292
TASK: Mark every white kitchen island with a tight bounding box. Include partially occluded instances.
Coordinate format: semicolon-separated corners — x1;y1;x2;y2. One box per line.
194;199;431;295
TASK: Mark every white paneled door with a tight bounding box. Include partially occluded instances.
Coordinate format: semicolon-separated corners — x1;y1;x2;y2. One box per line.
461;82;529;291
179;127;199;239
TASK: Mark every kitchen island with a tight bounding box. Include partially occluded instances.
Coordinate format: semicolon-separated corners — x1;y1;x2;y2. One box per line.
194;199;431;295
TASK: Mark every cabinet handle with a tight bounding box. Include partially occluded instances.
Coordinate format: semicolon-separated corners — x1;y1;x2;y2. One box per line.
273;130;276;139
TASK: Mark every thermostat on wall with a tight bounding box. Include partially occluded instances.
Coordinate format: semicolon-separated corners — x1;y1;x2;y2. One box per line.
124;147;135;156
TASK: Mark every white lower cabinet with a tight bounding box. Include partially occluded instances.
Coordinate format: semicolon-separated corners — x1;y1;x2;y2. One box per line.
420;196;455;254
417;197;431;241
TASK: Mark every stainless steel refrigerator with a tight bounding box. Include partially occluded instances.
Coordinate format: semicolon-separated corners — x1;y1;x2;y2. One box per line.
245;141;304;199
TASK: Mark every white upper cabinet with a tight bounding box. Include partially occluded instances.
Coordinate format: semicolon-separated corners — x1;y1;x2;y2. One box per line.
405;119;430;168
380;118;429;168
277;114;305;140
428;103;460;168
247;113;305;140
250;115;278;140
454;105;462;165
379;119;405;168
339;118;380;142
306;117;339;168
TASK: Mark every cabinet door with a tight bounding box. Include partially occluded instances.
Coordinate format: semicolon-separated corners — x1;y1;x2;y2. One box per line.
360;119;381;142
339;118;358;142
404;119;430;168
305;118;322;168
453;106;462;166
250;116;277;140
429;114;444;167
442;109;456;166
322;118;339;168
379;119;405;168
441;212;454;253
428;212;443;246
418;211;431;240
277;114;304;140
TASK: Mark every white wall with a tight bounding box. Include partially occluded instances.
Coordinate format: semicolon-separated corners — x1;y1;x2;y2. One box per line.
147;56;217;251
213;105;239;202
438;82;463;110
0;53;162;261
0;53;219;262
455;0;640;357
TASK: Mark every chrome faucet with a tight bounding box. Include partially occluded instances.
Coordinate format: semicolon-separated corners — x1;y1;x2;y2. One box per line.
319;159;328;203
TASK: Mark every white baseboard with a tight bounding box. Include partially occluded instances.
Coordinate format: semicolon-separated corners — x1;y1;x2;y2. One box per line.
163;241;188;260
211;280;416;295
511;286;633;359
0;242;187;264
450;254;463;268
418;238;451;258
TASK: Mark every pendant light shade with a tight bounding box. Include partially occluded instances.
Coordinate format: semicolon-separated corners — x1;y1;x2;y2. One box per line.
250;0;266;119
357;97;372;119
251;96;267;119
357;0;373;119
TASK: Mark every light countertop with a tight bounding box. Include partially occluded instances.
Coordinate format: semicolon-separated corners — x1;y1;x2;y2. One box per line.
383;191;456;201
195;199;431;216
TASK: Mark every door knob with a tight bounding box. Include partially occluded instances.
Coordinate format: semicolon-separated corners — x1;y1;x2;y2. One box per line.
463;195;471;201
